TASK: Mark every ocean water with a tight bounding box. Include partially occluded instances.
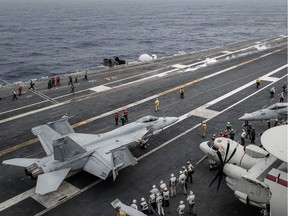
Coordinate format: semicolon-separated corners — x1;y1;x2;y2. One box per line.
0;0;287;83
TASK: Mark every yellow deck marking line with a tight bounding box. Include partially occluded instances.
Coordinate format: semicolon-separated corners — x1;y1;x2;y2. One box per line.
0;50;284;156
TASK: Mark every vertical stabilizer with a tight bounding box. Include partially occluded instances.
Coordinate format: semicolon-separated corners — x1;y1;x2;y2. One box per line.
53;136;86;162
32;125;61;155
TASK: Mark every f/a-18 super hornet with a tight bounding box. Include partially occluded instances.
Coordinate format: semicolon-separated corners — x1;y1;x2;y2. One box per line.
3;115;178;195
199;125;287;215
238;103;288;122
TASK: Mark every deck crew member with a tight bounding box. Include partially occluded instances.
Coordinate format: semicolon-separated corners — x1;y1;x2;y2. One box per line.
155;98;160;111
68;75;73;85
131;199;138;210
12;91;18;101
121;114;126;126
123;108;128;122
114;112;119;126
156;193;164;216
187;161;194;183
178;171;187;195
169;173;177;197
140;198;149;214
162;187;170;207
240;129;246;146
18;85;22;96
280;91;285;102
256;77;260;88
180;87;184;98
149;191;157;210
270;86;275;98
187;191;196;215
201;121;207;138
177;200;185;216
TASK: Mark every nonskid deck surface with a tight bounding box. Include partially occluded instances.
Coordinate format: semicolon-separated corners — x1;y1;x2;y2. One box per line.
0;35;287;216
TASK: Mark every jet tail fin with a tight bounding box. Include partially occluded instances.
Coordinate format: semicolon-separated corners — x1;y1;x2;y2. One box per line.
35;168;71;195
53;136;86;162
32;125;61;155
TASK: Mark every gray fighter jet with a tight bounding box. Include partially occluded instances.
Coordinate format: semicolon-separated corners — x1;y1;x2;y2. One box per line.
238;103;288;121
3;115;178;195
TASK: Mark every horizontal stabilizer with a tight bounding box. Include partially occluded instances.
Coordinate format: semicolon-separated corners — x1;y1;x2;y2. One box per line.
83;152;112;180
2;158;40;167
53;136;86;162
35;168;71;195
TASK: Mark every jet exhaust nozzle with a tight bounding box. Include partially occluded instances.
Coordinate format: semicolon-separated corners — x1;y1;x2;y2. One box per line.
25;163;43;179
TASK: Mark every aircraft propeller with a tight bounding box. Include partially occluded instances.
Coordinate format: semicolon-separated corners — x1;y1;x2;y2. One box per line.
208;140;237;190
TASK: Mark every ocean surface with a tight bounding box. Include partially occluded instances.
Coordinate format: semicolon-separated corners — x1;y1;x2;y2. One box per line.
0;0;287;84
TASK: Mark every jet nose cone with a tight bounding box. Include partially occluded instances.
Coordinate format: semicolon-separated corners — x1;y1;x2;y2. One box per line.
238;113;250;121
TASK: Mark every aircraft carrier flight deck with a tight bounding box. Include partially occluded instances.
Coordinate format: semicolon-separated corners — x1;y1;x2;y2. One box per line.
0;35;287;216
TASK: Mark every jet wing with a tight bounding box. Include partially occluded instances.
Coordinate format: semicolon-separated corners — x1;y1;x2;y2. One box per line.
83;152;112;180
35;168;71;195
2;158;40;167
113;127;151;148
83;147;137;181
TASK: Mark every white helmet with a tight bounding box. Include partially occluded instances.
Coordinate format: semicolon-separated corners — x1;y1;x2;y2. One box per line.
164;187;168;191
171;173;175;177
179;170;183;174
152;185;156;189
180;200;184;204
141;197;145;202
132;199;137;204
187;161;190;164
190;190;193;195
160;180;163;184
182;166;186;170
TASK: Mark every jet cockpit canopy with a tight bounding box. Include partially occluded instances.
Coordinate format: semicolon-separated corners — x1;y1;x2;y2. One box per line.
136;115;159;123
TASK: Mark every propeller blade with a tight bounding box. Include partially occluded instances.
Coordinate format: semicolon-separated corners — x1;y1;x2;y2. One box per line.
223;141;230;164
216;150;224;166
209;169;222;188
226;146;237;164
217;170;224;191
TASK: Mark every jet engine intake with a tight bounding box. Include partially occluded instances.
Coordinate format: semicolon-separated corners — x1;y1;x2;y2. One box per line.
25;163;43;179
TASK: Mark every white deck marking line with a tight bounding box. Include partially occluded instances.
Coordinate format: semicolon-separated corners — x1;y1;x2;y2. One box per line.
31;182;80;209
89;85;112;92
1;66;287;214
32;90;59;104
260;77;280;82
171;64;187;69
0;100;49;116
0;101;69;124
0;188;35;211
